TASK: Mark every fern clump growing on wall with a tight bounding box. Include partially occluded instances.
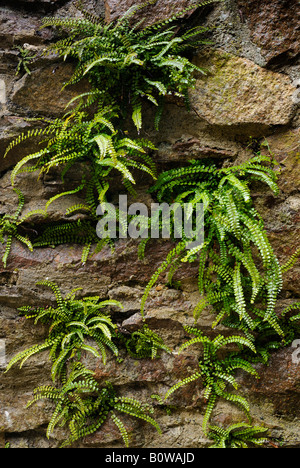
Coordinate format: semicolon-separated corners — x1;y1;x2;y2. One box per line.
5;282;122;380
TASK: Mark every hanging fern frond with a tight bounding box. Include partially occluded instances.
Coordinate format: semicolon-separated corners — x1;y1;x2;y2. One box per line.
281;247;300;274
140;241;186;317
33;220;98;248
122;324;171;359
27;362;161;447
208;423;269;448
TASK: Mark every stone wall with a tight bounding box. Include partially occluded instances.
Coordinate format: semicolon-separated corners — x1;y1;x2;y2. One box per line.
0;0;299;448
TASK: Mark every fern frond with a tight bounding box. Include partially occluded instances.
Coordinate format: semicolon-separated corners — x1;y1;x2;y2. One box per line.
216;387;251;421
281;302;300;320
140;241;186;317
208;423;268;448
5;339;55;373
11;149;48;186
45;181;85;212
15;234;33;252
164;372;201;401
33;220;98;247
247;169;279;195
193;298;208;323
220;174;251;203
18;209;47;223
144;1;220;33
281;247;300;273
132;98;143;132
65;204;92;216
1;235;13;269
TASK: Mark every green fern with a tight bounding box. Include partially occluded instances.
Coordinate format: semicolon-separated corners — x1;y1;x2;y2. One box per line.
145;156;284;335
0;188;35;267
6;108;157;204
2;0;217;253
33;219;113;265
15;45;36;76
224;309;300;365
41;1;215;131
4;0;217;217
281;302;300;322
6;282;123;381
33;220;98;248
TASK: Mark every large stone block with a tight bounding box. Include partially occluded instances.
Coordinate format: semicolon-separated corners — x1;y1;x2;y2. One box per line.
105;0;200;26
191;50;297;132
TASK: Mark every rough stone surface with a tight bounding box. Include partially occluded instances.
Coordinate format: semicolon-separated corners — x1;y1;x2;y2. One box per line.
0;0;300;450
191;50;297;131
237;0;300;64
11;63;90;116
105;0;200;27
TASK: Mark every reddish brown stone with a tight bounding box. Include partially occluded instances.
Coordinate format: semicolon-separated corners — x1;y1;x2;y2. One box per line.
262;129;300;196
82;416;131;447
238;0;300;64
